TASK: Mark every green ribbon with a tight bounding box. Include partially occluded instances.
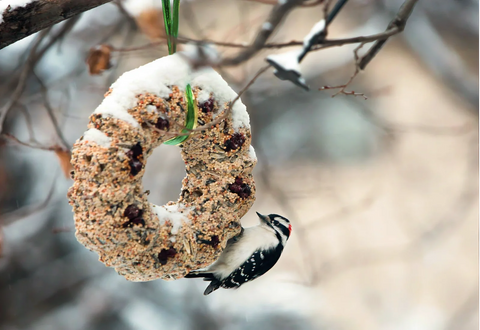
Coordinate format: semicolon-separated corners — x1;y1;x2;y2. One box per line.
164;84;198;146
162;0;180;55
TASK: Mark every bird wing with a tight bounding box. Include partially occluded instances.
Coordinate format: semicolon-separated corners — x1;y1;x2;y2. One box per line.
220;246;283;289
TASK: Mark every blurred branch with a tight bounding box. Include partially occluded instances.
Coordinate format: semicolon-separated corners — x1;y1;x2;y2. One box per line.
0;29;50;135
0;174;57;227
445;287;479;330
33;73;70;149
255;145;318;283
383;3;479;112
312;134;478;284
244;0;325;6
0;17;80;135
0;0;113;49
1;133;67;152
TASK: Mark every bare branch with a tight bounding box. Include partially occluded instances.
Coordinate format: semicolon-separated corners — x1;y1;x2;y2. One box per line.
319;0;419;97
194;0;304;67
0;0;113;49
357;0;419;70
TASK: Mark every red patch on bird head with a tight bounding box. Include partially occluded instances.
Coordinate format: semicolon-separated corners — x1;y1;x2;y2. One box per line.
288;224;292;234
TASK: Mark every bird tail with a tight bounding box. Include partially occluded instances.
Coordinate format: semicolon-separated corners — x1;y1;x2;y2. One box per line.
204;280;221;295
185;270;215;281
185;271;221;295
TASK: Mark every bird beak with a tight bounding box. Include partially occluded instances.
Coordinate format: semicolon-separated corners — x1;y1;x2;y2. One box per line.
256;212;270;224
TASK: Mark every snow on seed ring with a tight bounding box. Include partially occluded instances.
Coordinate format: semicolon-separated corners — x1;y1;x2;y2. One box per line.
67;54;257;281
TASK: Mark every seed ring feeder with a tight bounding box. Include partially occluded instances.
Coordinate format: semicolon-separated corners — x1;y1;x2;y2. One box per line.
68;54;257;281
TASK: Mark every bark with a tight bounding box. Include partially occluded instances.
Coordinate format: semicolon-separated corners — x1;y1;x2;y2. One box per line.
0;0;113;50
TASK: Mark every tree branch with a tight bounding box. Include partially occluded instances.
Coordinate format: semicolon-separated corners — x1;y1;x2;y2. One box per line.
0;0;113;50
191;0;304;67
357;0;419;70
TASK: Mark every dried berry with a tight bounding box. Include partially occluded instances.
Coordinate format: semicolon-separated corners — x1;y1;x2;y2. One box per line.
130;217;145;226
210;235;220;248
155;118;169;130
122;217;145;228
129;159;143;175
228;177;251;199
200;98;215;113
158;247;177;265
225;133;246;152
124;205;142;220
129;143;143;158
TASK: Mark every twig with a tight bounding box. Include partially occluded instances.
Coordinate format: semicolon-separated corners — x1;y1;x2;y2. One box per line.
111;27;404;54
1;134;69;153
319;0;419;98
0;29;50;134
16;103;37;143
188;65;270;134
32;73;70;150
319;43;367;98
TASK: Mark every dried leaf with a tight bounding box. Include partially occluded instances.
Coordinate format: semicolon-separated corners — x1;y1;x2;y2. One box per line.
136;9;166;40
54;147;73;179
86;44;112;75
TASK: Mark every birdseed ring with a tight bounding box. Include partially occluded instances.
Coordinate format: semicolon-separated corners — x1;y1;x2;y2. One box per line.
67;54;257;281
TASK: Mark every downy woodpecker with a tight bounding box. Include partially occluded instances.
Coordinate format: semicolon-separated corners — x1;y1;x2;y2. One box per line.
185;212;292;295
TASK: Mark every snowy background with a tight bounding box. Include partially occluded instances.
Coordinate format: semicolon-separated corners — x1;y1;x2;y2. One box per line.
0;0;478;329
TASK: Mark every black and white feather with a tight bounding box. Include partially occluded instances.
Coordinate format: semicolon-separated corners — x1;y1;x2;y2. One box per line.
185;212;292;295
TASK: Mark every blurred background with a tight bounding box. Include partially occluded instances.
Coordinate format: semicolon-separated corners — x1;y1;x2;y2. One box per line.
0;0;478;329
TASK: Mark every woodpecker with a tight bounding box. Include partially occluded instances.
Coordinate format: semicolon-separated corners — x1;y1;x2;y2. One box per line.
185;212;292;295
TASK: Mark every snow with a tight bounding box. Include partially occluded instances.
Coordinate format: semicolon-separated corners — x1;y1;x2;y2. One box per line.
304;19;326;47
146;105;157;113
83;128;112;148
95;53;250;130
123;0;162;17
182;43;220;65
262;22;273;31
249;145;257;162
152;203;192;240
197;89;211;103
266;49;301;73
0;0;35;24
